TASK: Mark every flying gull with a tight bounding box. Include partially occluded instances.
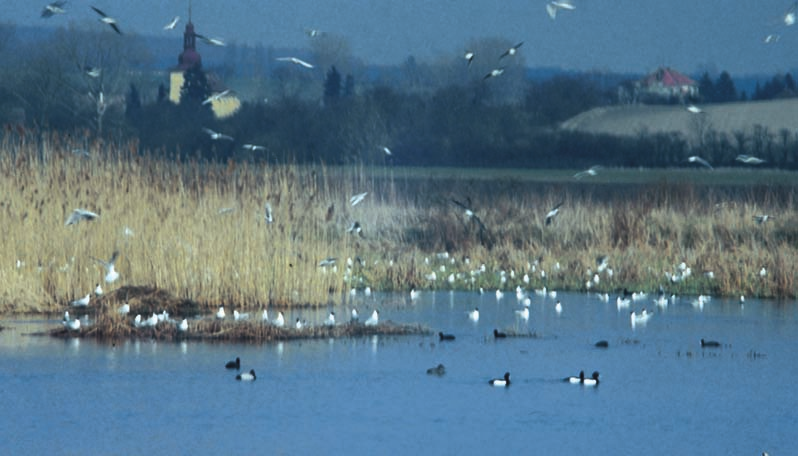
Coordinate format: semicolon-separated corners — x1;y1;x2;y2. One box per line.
194;34;225;46
736;154;766;165
65;208;99;226
202;89;231;105
264;202;274;223
546;1;576;19
242;144;266;151
545;202;563;226
91;250;120;283
500;42;524;59
464;51;475;65
84;66;101;78
41;1;67;18
349;192;368;207
276;57;314;69
784;2;797;25
451;198;488;232
484;68;505;80
163;16;180;30
573;165;600;179
305;28;325;37
686;104;704;114
202;127;234;141
90;6;122;35
687;155;713;169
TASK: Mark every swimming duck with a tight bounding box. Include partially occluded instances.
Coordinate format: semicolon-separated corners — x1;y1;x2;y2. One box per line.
489;372;511;387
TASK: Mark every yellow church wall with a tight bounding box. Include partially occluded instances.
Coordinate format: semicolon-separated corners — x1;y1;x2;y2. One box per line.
168;71;241;119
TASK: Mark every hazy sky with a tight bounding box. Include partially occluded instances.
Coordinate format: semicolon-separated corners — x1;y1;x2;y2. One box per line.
4;0;798;75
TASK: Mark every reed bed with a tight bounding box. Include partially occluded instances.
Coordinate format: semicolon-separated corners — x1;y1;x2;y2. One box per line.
2;132;797;317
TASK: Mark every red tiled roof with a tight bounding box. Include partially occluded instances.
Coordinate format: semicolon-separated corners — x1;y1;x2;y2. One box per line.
641;67;696;87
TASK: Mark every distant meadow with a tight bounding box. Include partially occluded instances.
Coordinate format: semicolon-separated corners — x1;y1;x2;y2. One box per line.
1;132;796;315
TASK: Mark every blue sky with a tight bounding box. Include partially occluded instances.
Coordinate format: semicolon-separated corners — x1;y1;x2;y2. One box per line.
4;0;798;75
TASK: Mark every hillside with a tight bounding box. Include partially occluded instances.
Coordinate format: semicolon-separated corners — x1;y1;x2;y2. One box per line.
560;98;798;144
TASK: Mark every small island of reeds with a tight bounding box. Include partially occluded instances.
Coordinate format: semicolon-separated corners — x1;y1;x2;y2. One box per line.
2;133;797;332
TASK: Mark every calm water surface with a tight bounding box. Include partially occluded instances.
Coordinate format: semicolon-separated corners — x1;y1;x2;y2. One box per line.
1;292;796;455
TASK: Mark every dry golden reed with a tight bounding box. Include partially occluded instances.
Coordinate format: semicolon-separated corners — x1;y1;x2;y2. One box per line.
1;132;797;316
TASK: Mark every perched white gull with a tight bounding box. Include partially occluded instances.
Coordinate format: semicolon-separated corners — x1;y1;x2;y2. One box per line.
91;250;119;283
274;311;285;328
94;283;103;296
65;208;99;226
349;192;368;207
736;154;766;165
545;202;563;225
468;307;480;322
687;155;713;169
41;1;67;18
546;1;575;19
216;306;226;319
350;308;359;322
500;42;523;59
515;307;530;321
118;303;130;315
90;6;122;35
71;293;90;307
202;127;234;141
276;57;314;69
65;316;81;331
365;310;379;326
234;310;250;321
202;89;231;105
163;16;180;30
324;311;336;326
177;319;188;332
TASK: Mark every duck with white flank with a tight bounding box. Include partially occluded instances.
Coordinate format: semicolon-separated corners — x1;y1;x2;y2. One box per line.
564;370;585;384
236;369;256;381
489;372;511;387
582;371;600;386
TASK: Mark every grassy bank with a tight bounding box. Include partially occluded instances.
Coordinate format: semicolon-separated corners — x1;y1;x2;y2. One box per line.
1;133;796;315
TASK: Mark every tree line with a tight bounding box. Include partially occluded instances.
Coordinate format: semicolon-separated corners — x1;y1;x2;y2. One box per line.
0;22;797;169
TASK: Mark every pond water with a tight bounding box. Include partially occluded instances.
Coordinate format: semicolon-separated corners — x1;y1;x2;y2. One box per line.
1;291;795;454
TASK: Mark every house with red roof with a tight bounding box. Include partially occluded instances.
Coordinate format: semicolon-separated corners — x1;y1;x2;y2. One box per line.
631;67;699;104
